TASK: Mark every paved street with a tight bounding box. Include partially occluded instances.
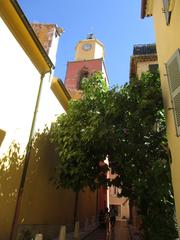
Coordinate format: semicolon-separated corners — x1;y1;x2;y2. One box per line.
83;221;129;240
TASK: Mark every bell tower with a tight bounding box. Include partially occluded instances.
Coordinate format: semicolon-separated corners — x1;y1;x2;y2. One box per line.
75;33;105;61
64;34;108;99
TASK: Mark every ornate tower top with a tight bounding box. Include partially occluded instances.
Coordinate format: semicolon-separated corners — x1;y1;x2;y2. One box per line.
75;34;104;61
87;33;95;39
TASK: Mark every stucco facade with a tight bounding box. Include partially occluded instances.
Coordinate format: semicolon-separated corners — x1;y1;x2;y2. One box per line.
141;0;180;236
136;60;158;78
130;44;158;79
0;1;73;239
0;2;109;239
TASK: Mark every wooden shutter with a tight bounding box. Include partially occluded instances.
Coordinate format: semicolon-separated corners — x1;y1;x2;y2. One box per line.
166;49;180;136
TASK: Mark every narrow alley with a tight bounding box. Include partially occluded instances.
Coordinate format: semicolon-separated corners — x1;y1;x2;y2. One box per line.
83;221;129;240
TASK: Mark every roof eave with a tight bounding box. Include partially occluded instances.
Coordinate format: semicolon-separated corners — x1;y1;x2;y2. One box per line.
141;0;153;19
141;0;147;18
51;77;71;111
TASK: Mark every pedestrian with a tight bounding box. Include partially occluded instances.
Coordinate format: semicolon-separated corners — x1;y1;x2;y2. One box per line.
104;207;110;233
110;205;116;229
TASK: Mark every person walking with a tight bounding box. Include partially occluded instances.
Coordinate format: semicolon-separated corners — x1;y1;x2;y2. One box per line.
110;205;116;229
104;207;110;234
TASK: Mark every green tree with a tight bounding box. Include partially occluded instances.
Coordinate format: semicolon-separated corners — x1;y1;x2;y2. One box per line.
107;72;177;240
50;72;109;222
50;72;108;192
50;71;177;239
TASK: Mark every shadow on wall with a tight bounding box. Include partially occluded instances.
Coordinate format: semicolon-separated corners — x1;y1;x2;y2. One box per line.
0;141;25;240
15;128;98;240
0;128;99;239
16;128;75;239
0;128;6;146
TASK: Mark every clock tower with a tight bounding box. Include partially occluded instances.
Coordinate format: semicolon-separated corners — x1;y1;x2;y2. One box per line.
75;33;105;61
64;34;108;213
64;34;109;99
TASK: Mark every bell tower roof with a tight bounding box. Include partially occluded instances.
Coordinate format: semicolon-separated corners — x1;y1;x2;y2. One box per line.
75;35;105;61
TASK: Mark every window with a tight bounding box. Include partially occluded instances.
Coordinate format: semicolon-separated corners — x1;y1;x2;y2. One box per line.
149;64;158;72
163;0;175;25
166;49;180;136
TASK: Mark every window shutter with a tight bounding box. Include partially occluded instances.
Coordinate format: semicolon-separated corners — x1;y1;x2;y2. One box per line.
163;0;171;25
166;49;180;136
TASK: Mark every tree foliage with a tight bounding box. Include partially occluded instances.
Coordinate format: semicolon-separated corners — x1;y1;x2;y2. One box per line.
107;72;177;239
50;72;108;192
50;71;178;239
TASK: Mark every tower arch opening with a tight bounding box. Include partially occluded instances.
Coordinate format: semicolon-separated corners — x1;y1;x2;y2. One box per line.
78;67;89;89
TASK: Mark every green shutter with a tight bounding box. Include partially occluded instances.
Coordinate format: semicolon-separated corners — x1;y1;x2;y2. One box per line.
166;49;180;136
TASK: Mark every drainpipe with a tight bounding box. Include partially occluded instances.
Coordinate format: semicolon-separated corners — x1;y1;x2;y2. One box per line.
10;71;50;240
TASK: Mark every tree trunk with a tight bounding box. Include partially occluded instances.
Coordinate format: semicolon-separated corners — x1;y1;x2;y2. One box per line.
129;199;134;224
96;188;99;217
73;191;79;225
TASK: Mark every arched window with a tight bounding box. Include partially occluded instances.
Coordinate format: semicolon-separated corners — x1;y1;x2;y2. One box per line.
78;67;89;89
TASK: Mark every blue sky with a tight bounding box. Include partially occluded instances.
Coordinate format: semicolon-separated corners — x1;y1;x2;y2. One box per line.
18;0;155;87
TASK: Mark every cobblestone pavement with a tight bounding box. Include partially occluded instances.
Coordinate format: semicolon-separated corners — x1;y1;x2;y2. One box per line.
83;220;129;240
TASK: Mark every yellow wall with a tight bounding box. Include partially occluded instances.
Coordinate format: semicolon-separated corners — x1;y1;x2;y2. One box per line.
0;17;42;240
18;132;75;225
0;3;99;239
78;189;97;222
0;9;73;240
151;0;180;233
17;131;97;237
0;143;24;240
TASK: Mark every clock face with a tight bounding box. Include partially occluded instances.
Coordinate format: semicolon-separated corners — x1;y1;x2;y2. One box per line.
82;43;92;51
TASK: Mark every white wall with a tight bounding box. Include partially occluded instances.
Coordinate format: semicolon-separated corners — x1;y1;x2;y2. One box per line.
0;18;41;159
0;16;66;239
102;62;109;87
48;28;60;66
34;73;65;133
0;18;65;161
95;43;104;59
33;27;65;133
